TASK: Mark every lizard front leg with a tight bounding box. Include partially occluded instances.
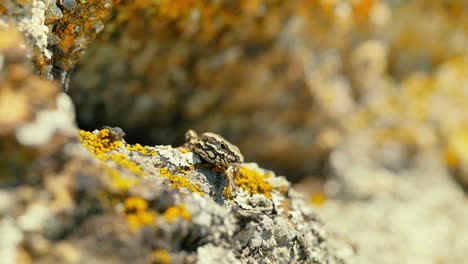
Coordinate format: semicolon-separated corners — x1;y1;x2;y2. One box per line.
224;165;238;199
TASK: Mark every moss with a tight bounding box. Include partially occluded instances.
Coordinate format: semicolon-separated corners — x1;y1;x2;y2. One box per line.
163;204;191;223
151;249;171;264
126;143;158;156
234;167;275;198
159;168;204;196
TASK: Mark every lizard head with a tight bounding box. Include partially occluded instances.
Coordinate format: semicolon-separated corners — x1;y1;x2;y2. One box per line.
185;130;244;165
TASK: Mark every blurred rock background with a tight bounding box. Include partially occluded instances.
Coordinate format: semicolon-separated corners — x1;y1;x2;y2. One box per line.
67;0;468;182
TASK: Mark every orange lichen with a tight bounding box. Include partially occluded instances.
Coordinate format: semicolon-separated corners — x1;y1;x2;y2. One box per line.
234;167;275;198
352;0;375;22
159;168;204;196
157;0;195;19
124;196;156;231
151;249;171;264
79;129;122;158
51;0;113;72
444;149;459;168
163;204;191;223
126;143;158;156
0;5;6;16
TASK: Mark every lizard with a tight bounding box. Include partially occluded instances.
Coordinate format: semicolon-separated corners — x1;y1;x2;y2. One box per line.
184;129;244;198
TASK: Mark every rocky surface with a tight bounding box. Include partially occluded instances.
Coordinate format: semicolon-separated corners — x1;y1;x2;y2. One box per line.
0;0;112;80
2;125;350;263
0;27;350;264
314;135;468;264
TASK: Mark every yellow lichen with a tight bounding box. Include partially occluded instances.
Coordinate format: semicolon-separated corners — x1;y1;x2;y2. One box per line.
223;186;235;200
126;143;158;156
125;196;149;211
105;153;144;176
445;129;468;167
163;204;191;223
309;192;327;207
179;147;190;154
234;167;275;198
124;196;156;231
151;249;171;264
105;166;137;192
177;166;190;175
79;129;122;158
159;168;204;196
80;129;145;177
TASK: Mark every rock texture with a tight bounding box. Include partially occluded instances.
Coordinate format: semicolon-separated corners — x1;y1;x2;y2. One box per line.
0;0;112;80
316;136;468;264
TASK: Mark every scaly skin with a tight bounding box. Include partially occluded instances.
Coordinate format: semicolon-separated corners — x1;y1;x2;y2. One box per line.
185;129;244;198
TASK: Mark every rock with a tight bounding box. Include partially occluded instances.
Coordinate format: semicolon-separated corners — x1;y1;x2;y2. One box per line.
0;26;351;262
3;1;468;263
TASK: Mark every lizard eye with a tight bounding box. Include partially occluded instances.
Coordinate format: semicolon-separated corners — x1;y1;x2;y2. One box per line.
220;144;227;150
